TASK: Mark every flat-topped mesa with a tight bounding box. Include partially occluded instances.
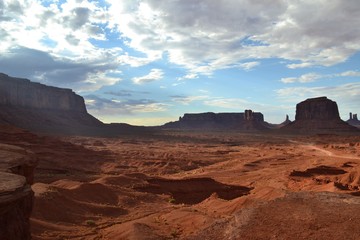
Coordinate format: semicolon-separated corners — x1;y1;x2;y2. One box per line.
282;96;358;133
165;110;267;130
0;73;86;112
295;97;340;121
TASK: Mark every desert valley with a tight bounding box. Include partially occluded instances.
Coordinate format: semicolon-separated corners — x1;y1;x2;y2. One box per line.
1;73;360;240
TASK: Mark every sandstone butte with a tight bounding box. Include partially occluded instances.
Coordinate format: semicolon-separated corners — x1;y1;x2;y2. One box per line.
282;96;359;133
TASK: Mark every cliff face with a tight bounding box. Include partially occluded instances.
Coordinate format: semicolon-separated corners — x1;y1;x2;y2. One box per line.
295;97;340;121
0;143;37;240
0;73;86;112
0;73;103;135
282;97;358;133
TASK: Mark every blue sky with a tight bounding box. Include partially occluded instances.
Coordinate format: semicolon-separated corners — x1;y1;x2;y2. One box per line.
1;0;360;125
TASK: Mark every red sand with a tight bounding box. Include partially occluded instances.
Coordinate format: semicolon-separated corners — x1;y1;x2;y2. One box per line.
2;125;360;239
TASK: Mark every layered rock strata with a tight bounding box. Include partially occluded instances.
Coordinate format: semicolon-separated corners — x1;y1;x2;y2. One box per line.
282;97;358;133
0;73;103;135
0;144;37;240
163;111;268;130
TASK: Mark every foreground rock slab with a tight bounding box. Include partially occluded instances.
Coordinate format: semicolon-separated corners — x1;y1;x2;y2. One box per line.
0;143;37;240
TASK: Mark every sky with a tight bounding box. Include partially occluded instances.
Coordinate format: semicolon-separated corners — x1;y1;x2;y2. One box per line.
0;0;360;126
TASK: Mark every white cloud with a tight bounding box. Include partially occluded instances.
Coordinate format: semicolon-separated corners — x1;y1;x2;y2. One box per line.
177;73;199;81
204;98;251;109
117;53;160;67
280;73;322;84
1;0;360;92
286;62;313;69
132;68;164;84
106;0;360;74
280;70;360;84
337;70;360;77
171;95;209;105
238;61;260;70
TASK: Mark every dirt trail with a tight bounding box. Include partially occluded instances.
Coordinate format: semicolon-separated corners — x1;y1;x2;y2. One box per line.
290;139;360;160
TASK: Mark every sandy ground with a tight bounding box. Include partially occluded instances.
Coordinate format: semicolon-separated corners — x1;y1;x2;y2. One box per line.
3;127;360;239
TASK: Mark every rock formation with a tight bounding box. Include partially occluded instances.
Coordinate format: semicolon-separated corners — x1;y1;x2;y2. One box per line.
265;115;292;129
0;73;86;112
0;143;37;240
295;97;340;121
163;111;268;131
347;112;360;128
0;73;103;135
282;97;358;133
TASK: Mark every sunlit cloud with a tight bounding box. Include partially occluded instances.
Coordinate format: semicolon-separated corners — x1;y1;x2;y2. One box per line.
132;68;164;84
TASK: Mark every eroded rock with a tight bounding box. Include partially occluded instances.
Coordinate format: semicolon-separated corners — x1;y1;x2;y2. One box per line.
0;144;37;240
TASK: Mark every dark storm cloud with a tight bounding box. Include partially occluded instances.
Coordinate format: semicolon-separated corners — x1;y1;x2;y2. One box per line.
65;7;91;30
0;47;118;90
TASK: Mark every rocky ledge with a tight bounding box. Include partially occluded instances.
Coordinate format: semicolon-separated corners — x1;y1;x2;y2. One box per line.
0;144;37;240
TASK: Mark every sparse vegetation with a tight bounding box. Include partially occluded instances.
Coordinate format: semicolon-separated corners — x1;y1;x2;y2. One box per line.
168;197;176;204
170;229;180;239
85;220;96;227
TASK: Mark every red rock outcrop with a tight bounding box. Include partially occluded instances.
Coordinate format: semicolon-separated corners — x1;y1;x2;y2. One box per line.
295;97;340;121
0;143;37;240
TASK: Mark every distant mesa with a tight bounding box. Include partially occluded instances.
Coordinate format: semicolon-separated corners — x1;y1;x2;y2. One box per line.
163;110;270;131
347;112;360;128
282;96;358;133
